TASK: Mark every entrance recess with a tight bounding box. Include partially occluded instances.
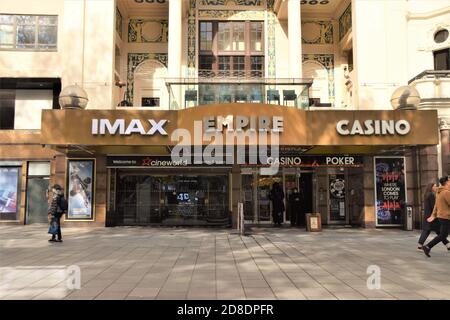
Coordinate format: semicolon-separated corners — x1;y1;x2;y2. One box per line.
113;170;229;226
26;162;50;224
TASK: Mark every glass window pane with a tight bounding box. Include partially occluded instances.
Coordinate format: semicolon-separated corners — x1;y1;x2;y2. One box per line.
17;25;35;47
199;55;213;70
0;15;14;24
17;26;35;48
16;15;35;25
233;23;245;51
434;49;449;70
251;56;263;77
38;16;57;25
251;22;262;51
0;25;14;47
38;25;57;45
200;22;212;51
218;23;231;51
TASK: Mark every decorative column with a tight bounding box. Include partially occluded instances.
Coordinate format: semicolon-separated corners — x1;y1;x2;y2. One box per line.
288;0;302;79
439;118;450;176
168;0;182;109
362;156;376;228
231;165;242;229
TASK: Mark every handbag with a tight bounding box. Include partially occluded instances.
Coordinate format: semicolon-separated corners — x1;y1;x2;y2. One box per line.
48;220;59;235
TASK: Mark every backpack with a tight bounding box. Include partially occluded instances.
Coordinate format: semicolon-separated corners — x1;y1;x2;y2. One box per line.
59;197;68;212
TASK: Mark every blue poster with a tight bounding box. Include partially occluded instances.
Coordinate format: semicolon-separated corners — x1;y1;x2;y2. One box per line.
0;167;19;214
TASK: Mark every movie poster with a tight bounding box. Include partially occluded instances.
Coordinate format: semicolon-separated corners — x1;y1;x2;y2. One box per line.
67;160;94;220
0;167;19;215
375;157;406;226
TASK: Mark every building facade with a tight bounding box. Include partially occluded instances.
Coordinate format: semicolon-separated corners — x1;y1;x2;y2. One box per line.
0;0;449;228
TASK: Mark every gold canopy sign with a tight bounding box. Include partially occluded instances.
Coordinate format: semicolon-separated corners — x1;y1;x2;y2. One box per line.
41;104;439;148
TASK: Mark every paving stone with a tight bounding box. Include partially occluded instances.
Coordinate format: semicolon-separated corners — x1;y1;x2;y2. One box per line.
1;225;450;300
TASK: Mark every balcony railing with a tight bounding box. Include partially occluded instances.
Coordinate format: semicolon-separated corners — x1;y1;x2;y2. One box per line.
408;70;450;109
408;70;450;84
165;73;314;109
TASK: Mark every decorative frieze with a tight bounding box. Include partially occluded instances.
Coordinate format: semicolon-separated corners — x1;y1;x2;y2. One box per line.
267;0;276;78
128;19;168;43
302;21;333;44
188;0;197;75
198;10;264;19
201;0;262;6
339;4;352;41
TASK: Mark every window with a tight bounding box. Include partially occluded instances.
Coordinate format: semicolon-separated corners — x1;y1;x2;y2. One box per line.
232;22;245;51
250;56;263;77
250;22;262;51
199;55;214;70
200;22;213;51
233;56;245;76
0;78;61;129
141;97;160;107
434;29;449;44
218;23;231;51
199;21;264;78
0;90;15;129
0;14;57;50
434;48;450;70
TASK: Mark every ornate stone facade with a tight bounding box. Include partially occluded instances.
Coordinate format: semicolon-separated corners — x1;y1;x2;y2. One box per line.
128;19;168;43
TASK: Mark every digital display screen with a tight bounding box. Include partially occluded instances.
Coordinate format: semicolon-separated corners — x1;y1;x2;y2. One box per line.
177;193;190;202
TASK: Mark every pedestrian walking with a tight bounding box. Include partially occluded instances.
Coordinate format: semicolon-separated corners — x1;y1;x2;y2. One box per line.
418;182;450;250
47;184;68;243
422;176;450;257
269;182;285;226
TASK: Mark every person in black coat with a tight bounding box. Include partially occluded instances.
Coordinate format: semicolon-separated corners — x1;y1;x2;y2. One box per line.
418;182;450;250
269;182;285;226
48;184;66;242
289;188;302;227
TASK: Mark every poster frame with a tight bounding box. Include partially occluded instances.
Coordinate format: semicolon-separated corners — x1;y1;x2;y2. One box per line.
374;156;407;227
65;158;96;221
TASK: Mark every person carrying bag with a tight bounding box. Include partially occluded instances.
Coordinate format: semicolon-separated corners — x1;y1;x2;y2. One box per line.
47;184;68;243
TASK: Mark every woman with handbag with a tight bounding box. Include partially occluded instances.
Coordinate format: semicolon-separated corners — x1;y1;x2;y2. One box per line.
47;184;65;243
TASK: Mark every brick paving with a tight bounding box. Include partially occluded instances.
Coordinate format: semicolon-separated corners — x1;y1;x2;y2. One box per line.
0;225;449;300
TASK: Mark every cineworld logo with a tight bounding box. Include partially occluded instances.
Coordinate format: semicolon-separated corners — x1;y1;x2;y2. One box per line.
91;119;168;136
336;119;411;136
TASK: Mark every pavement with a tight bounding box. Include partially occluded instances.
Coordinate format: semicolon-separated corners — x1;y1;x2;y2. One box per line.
0;225;449;300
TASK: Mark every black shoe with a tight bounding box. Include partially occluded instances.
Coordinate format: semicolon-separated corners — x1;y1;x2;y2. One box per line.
55;239;63;242
422;245;431;257
48;239;56;242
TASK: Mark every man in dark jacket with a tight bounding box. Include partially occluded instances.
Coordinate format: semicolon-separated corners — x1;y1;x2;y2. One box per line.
48;184;66;242
269;182;285;226
289;188;302;227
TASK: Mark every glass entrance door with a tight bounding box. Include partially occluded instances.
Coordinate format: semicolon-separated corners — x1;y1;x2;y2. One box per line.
257;175;282;222
328;173;347;223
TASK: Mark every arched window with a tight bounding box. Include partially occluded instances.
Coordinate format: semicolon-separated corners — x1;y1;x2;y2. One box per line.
303;60;330;105
133;59;167;108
